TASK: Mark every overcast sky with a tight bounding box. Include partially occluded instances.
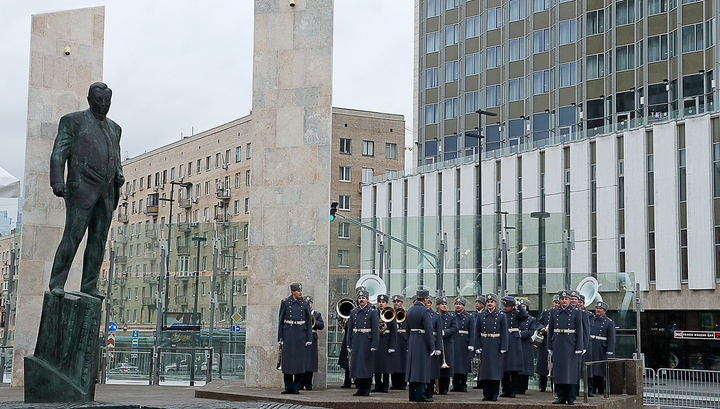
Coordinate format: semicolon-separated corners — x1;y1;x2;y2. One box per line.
0;1;415;225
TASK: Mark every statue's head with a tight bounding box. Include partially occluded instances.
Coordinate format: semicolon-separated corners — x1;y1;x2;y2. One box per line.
87;82;112;119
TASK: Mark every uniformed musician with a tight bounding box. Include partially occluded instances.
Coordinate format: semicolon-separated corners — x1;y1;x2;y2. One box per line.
536;294;560;392
474;293;508;401
501;296;529;398
589;301;615;396
346;288;379;396
547;290;584;405
302;296;324;390
390;294;408;390
472;295;486;390
405;289;436;402
518;298;539;394
277;283;313;394
372;294;397;393
436;296;458;394
425;297;443;400
571;291;591;396
451;297;475;392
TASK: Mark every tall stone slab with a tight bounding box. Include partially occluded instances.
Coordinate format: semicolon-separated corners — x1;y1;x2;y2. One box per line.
246;0;333;388
12;7;105;386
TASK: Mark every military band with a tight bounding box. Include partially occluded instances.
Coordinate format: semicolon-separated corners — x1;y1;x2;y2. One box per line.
277;286;616;405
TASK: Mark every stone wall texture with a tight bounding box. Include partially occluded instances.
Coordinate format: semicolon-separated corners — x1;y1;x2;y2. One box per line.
246;0;334;388
13;6;105;386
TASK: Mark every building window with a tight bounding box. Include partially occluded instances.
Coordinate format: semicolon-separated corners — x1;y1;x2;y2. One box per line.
444;98;459;119
466;15;480;38
487;7;502;30
362;168;374;184
465;53;480;76
427;0;440;17
235;172;242;188
340;138;351;154
426;67;439;88
234;200;240;215
425;103;440;124
534;29;550;53
648;34;668;62
338;222;350;238
586;54;605;79
236;146;242;162
707;19;716;48
465;91;479;113
534;0;549;12
362;140;374;156
339;166;351;182
616;45;635;71
559;19;577;45
338;195;350;210
679;126;688;282
244;223;249;240
244;198;249;213
445;24;460;46
559;62;578;87
487;45;503;68
648;0;667;15
617;0;635;25
533;70;550;94
682;23;704;53
486;85;502;107
587;10;604;35
509;78;525;101
446;0;458;9
337;250;350;267
206;156;211;171
426;32;440;53
385;143;397;159
509;0;525;21
246;143;251;159
216;153;222;168
509;38;525;61
445;60;459;82
245;170;251;186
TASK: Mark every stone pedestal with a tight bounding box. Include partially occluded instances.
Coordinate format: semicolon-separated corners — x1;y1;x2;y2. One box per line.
24;292;102;403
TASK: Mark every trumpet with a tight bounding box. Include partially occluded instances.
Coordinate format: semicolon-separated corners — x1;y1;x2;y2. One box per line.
336;298;355;330
440;333;450;369
394;307;406;323
276;343;283;371
379;306;395;333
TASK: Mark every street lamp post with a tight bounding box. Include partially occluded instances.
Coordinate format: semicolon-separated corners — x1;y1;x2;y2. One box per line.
190;236;206;386
158;181;192;328
531;211;550;310
466;109;497;296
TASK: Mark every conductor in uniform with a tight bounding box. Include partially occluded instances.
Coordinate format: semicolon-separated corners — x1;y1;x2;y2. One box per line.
451;297;475;392
302;295;324;390
390;294;408;390
436;296;458;394
589;301;616;396
404;289;436;402
547;290;584;405
372;294;397;393
346;288;379;396
474;294;508;401
278;283;313;394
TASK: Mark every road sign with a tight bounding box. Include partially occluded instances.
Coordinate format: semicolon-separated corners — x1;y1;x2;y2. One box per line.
107;333;116;348
132;330;139;338
108;322;117;332
232;312;242;323
231;325;242;332
109;351;114;363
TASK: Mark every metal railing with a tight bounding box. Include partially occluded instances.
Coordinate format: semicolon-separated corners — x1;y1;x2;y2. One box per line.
644;367;720;408
218;340;244;380
1;346;12;384
581;358;635;404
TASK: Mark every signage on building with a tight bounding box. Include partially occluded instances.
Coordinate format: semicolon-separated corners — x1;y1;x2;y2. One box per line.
674;331;720;340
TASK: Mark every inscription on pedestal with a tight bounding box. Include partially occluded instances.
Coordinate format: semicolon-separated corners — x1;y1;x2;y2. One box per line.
24;292;102;403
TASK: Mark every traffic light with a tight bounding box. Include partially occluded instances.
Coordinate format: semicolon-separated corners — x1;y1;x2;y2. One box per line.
330;201;338;221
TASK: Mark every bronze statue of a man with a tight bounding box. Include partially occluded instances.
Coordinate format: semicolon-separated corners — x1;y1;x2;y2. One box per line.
49;82;124;299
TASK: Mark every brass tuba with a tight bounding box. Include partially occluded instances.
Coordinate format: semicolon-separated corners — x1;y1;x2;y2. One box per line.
394;307;406;323
379;306;395;333
336;298;355;330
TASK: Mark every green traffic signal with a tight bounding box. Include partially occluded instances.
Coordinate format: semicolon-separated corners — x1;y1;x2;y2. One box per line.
330;201;338;221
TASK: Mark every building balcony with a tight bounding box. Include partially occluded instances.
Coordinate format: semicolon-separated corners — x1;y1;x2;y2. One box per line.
176;295;188;305
177;246;190;255
142;297;155;306
112;297;125;307
216;187;231;200
143;251;157;261
145;228;158;239
145;206;159;217
143;275;157;283
220;240;235;252
178;198;192;209
177;223;191;232
115;235;128;244
117;213;129;223
214;213;230;223
115;255;128;265
217;293;228;304
114;277;127;286
174;272;191;281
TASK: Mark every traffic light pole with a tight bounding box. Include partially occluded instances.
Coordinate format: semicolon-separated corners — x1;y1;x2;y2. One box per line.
332;212;446;298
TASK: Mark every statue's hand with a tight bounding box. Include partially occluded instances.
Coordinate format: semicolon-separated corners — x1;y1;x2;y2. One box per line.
52;183;66;198
115;174;125;187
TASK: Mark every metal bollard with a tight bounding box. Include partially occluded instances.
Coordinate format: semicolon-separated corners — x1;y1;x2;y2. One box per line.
152;346;159;386
604;361;610;399
205;348;212;384
583;363;589;405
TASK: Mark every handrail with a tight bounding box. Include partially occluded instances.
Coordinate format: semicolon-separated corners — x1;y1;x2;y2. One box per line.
218;340;244;379
582;358;636;404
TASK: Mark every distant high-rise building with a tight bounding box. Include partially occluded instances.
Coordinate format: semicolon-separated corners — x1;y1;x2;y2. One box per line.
0;211;11;236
